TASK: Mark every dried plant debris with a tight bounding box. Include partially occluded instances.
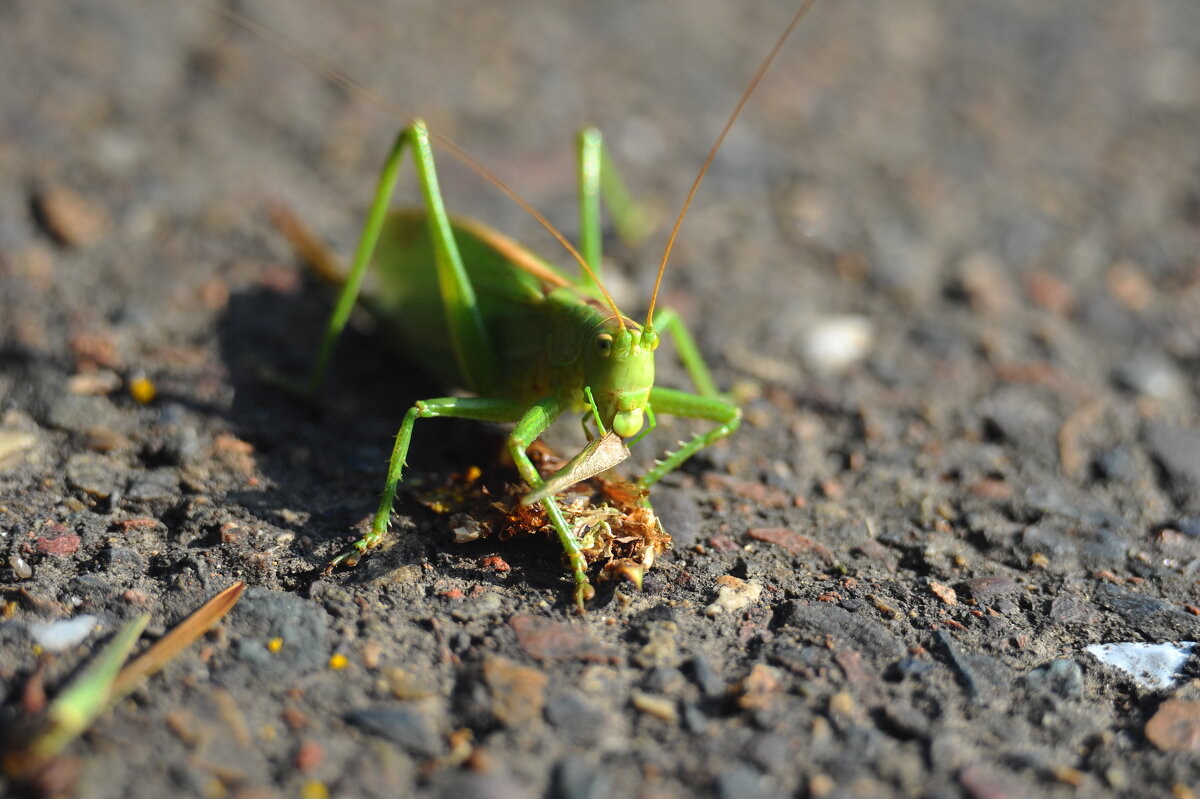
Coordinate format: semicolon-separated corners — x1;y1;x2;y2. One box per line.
521;432;631;506
2;583;244;786
416;452;669;588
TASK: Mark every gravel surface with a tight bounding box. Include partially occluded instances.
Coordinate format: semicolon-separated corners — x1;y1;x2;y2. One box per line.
2;1;1199;797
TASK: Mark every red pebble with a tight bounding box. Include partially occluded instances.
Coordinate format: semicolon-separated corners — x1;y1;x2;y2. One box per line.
295;740;324;772
35;534;80;556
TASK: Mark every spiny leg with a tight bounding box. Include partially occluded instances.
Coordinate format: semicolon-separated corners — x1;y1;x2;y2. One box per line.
639;386;741;489
639;307;736;491
330;397;525;568
305;128;410;393
508;396;596;611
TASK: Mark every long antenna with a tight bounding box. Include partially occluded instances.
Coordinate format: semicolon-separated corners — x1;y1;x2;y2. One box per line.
644;0;819;330
205;2;627;329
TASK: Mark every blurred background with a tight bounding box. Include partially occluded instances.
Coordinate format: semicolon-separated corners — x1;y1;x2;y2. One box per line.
1;0;1197;415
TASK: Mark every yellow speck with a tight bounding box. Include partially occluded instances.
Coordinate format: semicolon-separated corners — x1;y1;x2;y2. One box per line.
31;644;42;655
465;465;482;482
267;637;283;653
129;375;157;404
329;652;349;670
260;724;276;742
300;780;329;799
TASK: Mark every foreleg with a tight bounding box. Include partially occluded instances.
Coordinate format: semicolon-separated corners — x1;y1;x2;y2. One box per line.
639;386;741;489
508;396;596;610
330;396;525;567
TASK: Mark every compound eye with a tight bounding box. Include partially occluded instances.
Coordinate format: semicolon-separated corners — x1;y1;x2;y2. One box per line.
595;333;614;357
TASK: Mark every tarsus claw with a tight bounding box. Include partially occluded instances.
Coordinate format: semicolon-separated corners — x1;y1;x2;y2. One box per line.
326;534;374;573
573;581;596;612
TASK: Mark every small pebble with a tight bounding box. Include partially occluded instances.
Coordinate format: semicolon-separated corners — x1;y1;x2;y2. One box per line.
553;757;613;799
1026;658;1084;699
1144;699;1200;752
715;765;773;799
957;251;1015;314
1144;423;1200;500
295;740;325;772
1113;354;1184;401
84;426;130;453
802;315;874;373
959;576;1019;603
9;554;33;580
960;763;1025;799
483;656;547;728
747;527;833;561
686;656;726;697
35;184;110;247
66;370;122;396
30;614;98;652
36;532;81;557
630;691;677;723
705;575;763;617
449;591;504;622
510;614;620;664
1085;641;1196;691
737;664;783;711
346;705;444;758
1048;595;1099;625
387;667;435;700
544;691;609;746
633;620;679;669
126;469;179;501
66;452;124;499
360;641;383;669
0;430;38;468
929;580;957;605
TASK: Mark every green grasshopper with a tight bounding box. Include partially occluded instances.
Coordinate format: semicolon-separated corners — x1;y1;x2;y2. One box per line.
258;1;818;609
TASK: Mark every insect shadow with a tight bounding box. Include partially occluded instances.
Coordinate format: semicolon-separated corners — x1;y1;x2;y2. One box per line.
213;274;597;595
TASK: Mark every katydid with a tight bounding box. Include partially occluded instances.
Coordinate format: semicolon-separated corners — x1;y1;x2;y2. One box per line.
252;1;819;609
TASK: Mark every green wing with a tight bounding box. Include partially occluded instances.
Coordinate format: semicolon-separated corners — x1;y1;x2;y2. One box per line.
369;210;578;393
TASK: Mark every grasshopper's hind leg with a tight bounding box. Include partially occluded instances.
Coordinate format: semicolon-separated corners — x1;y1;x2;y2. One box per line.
329;397;525;568
322;119;511;568
301;120;497;395
301;128;411;393
574;128;659;290
639;387;741;488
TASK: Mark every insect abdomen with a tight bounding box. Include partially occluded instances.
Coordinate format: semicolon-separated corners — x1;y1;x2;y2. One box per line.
370;210;569;398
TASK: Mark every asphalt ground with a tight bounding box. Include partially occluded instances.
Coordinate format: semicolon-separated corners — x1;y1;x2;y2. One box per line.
1;1;1198;797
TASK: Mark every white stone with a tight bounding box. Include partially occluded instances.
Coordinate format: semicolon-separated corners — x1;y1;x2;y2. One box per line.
30;614;99;653
1085;641;1196;691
